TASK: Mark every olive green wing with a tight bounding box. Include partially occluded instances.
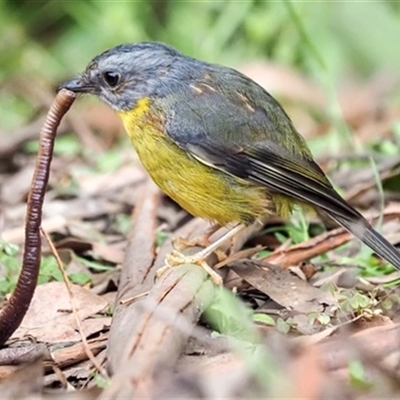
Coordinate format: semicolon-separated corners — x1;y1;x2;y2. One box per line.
185;141;361;221
164;78;361;222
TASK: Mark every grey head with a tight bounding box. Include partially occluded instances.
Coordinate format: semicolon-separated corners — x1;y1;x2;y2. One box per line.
59;42;193;111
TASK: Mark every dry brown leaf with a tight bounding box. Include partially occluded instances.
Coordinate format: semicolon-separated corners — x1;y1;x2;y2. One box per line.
231;260;335;314
12;282;109;343
91;243;124;265
55;238;124;265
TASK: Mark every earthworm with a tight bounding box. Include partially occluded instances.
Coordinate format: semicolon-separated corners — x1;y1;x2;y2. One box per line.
0;89;76;346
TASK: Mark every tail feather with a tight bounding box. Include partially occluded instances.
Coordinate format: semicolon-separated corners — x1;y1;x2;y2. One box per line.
332;215;400;272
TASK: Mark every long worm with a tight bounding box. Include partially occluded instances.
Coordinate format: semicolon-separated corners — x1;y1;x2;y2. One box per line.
0;89;76;346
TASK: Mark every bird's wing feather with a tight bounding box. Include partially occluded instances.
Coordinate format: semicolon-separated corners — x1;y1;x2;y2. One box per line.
186;142;361;221
164;79;361;221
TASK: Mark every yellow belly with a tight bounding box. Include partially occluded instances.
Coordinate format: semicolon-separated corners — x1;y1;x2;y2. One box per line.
118;99;290;225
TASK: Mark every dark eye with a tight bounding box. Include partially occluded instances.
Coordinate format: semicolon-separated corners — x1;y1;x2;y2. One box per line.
102;71;121;87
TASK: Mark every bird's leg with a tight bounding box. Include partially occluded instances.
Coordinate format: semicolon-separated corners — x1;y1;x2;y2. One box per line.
184;224;246;260
157;224;246;285
172;223;221;251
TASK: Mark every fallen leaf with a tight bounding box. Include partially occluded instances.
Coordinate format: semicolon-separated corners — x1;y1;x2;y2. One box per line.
12;282;109;343
231;260;335;314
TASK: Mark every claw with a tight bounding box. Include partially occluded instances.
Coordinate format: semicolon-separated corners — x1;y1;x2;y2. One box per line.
156;250;223;286
157;224;246;287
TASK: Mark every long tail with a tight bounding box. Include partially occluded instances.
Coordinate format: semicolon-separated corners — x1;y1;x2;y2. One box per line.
231;145;400;270
331;214;400;271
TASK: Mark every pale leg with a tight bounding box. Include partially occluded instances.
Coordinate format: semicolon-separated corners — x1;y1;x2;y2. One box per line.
157;224;246;285
172;223;221;251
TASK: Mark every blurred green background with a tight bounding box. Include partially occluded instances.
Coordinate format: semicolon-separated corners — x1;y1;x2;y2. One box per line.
1;0;400;134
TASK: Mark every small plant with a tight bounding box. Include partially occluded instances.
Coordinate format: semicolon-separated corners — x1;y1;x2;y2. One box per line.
337;289;376;316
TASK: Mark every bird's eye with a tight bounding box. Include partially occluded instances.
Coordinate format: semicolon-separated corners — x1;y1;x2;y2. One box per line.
102;71;121;87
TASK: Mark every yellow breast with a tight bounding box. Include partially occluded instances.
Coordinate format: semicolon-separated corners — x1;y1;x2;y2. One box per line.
118;98;275;225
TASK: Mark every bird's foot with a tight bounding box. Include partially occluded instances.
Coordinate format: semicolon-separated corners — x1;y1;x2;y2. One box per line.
172;235;211;252
156;250;223;286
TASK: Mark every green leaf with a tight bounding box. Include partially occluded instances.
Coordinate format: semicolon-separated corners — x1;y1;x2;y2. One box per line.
68;273;92;285
348;359;372;389
113;213;132;235
54;133;82;157
39;256;63;283
317;314;331;326
204;288;257;341
0;279;14;296
156;231;170;247
276;318;291;334
76;256;115;271
253;313;276;326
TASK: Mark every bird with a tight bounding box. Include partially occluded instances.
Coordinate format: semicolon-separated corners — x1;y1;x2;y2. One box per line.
59;41;400;285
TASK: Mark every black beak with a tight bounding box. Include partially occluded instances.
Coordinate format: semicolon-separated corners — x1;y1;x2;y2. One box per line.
57;77;94;94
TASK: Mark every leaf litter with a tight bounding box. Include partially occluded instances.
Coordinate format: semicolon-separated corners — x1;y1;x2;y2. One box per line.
1;63;400;398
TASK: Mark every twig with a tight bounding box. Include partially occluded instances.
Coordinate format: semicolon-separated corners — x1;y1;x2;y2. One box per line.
41;227;108;378
119;291;150;305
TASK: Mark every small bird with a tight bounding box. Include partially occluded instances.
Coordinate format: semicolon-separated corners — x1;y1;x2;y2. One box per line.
60;41;400;284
